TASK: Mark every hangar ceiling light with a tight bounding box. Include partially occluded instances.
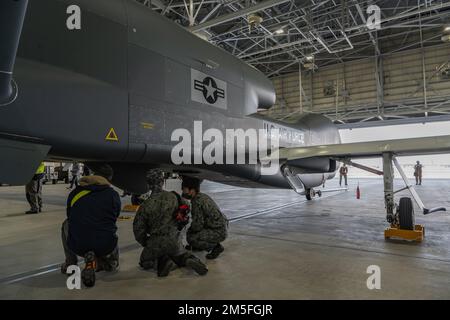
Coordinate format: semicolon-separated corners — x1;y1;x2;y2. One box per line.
248;13;263;28
193;30;211;41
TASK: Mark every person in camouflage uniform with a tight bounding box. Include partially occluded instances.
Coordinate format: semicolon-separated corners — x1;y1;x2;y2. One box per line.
182;177;228;260
133;169;208;277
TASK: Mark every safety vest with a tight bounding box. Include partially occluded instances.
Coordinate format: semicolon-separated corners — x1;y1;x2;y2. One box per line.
70;190;92;207
35;162;45;174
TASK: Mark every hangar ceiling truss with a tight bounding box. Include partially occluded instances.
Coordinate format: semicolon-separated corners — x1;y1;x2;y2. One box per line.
134;0;450;126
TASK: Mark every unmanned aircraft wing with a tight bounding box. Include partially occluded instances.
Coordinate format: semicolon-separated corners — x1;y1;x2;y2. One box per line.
267;135;450;161
267;135;450;216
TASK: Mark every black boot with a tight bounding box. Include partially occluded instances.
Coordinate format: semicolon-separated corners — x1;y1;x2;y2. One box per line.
81;251;97;287
185;255;208;276
25;209;39;214
98;252;119;272
61;260;78;275
139;260;154;270
157;255;175;277
206;244;224;260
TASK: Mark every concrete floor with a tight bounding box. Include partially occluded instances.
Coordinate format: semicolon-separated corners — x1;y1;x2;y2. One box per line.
0;178;449;299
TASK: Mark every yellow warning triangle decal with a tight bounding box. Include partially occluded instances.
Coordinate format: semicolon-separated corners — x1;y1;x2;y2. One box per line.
105;128;119;142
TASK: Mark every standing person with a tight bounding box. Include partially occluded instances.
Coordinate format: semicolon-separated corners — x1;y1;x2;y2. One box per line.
60;164;121;288
182;177;228;260
414;161;423;185
339;164;348;187
25;162;45;214
68;162;81;189
133;170;208;277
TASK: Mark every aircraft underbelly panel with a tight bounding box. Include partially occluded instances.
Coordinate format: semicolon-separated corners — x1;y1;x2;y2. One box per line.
129;104;165;146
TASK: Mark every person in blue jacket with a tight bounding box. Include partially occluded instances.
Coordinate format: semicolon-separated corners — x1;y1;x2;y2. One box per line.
60;164;121;288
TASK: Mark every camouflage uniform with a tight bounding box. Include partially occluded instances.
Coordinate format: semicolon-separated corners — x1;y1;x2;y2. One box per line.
25;167;44;212
133;170;209;277
187;193;228;251
133;190;183;269
133;169;184;269
25;178;43;212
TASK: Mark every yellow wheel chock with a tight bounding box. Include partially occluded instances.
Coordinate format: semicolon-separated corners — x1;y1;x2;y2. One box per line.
122;204;140;213
384;224;424;242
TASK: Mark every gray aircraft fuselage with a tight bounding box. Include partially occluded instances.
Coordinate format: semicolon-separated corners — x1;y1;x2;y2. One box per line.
0;0;340;194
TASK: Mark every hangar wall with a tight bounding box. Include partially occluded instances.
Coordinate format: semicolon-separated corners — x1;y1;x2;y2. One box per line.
268;44;450;122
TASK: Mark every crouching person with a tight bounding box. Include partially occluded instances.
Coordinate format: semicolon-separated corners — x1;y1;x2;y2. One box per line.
182;177;228;259
133;170;208;277
61;164;121;287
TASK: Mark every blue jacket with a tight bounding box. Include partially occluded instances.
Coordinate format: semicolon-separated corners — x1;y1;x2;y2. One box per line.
66;175;121;257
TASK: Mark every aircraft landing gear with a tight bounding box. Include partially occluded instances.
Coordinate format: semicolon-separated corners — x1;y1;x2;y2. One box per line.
358;152;446;242
385;197;424;241
398;197;414;230
382;152;446;219
305;188;322;201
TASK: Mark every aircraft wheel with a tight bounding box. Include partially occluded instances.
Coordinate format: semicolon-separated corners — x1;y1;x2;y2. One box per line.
399;197;414;230
317;190;322;197
52;179;57;185
305;188;313;201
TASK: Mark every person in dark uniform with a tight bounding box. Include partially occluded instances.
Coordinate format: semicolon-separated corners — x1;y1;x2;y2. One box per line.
414;161;423;185
339;164;348;187
60;164;121;288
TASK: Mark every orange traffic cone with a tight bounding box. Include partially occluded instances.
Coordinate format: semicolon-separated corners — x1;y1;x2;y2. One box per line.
356;183;361;199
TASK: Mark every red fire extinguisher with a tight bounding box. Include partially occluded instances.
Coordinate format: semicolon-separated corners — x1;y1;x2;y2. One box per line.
356;183;361;199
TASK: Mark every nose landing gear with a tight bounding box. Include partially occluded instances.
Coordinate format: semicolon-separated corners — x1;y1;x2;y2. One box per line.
305;188;322;201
